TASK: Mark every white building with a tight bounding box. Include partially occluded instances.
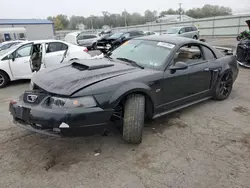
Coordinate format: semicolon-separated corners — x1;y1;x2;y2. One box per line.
0;19;55;41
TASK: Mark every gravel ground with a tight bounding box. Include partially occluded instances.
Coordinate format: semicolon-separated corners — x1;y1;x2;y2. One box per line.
0;39;250;188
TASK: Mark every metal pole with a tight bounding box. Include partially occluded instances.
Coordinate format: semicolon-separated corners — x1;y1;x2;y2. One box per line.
124;9;127;27
179;3;182;21
91;16;93;31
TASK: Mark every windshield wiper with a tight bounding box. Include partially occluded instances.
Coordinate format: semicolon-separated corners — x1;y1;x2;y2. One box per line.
104;54;114;61
116;57;144;69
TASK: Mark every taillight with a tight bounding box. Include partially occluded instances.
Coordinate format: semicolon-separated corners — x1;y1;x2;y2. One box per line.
83;48;88;53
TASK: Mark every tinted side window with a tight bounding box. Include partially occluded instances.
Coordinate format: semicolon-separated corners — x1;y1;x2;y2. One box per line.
202;46;216;60
192;26;198;31
61;43;68;50
80;35;97;39
185;27;192;32
131;31;144;36
174;45;203;65
179;28;185;34
122;33;130;38
77;34;84;40
47;42;64;53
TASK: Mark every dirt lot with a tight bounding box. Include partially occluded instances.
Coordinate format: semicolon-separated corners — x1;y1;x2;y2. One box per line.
1;40;250;188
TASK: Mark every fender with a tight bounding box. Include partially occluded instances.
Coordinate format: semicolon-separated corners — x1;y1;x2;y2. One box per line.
109;81;154;107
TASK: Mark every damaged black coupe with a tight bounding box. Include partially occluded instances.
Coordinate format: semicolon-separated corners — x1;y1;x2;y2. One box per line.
236;20;250;68
9;35;239;144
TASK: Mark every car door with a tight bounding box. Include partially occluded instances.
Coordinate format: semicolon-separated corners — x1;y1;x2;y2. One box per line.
9;43;33;79
44;42;68;68
161;44;213;111
180;44;213;97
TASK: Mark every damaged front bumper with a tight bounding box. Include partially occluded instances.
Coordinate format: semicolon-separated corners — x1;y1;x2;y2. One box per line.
9;94;114;136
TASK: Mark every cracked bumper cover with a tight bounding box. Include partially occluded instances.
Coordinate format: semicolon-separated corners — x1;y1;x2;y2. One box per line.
9;99;114;136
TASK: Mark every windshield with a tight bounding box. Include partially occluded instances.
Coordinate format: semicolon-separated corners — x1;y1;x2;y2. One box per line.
109;32;123;39
110;39;174;69
166;27;180;34
0;43;22;56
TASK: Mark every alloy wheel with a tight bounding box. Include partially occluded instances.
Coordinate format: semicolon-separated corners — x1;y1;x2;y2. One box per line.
219;73;233;98
0;74;4;87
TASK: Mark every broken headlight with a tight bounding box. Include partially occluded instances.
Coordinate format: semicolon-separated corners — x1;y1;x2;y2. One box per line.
48;96;97;108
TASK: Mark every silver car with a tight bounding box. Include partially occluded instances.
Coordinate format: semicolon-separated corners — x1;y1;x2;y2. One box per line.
163;26;200;39
77;34;100;49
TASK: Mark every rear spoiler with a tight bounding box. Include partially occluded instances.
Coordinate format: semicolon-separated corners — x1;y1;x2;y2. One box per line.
213;46;234;56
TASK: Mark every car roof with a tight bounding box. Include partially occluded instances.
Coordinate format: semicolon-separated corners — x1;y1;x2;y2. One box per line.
31;39;65;44
171;25;196;28
124;30;142;33
135;35;203;45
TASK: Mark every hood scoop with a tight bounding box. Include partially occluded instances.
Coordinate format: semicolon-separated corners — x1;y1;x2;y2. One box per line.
71;60;114;71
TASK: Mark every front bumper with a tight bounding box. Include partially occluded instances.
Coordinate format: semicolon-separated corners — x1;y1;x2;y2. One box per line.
9;97;114;136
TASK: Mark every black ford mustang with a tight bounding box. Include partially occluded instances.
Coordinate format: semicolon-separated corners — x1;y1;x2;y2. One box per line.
9;35;239;144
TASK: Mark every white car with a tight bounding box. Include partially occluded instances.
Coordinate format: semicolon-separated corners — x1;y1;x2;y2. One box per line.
0;39;91;88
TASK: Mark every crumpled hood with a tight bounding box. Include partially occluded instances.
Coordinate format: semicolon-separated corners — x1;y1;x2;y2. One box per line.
32;58;138;96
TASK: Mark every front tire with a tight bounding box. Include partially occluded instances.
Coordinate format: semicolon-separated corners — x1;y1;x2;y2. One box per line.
213;72;233;100
193;35;198;40
0;71;9;88
123;94;145;144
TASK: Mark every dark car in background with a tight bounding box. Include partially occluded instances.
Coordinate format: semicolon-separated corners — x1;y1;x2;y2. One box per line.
9;35;238;144
96;30;144;53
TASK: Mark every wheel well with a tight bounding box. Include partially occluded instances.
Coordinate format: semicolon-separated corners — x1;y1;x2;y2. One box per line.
0;69;10;81
115;92;154;119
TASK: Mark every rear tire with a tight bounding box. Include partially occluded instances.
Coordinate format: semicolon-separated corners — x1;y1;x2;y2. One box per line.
213;72;233;100
122;94;145;144
0;71;9;88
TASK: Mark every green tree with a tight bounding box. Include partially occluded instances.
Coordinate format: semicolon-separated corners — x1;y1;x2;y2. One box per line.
53;17;64;30
186;4;232;18
160;9;178;17
144;10;157;22
56;14;69;29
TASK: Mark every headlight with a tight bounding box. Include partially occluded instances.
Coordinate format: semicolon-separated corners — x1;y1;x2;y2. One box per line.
49;96;97;108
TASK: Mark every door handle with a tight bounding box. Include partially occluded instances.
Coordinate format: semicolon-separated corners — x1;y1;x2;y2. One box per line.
203;68;210;72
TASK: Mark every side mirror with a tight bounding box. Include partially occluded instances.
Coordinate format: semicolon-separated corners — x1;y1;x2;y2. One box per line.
169;61;188;71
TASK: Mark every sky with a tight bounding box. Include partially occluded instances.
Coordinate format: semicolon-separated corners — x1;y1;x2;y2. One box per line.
1;0;250;19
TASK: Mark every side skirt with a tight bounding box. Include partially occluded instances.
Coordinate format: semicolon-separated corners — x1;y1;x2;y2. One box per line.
153;97;211;119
